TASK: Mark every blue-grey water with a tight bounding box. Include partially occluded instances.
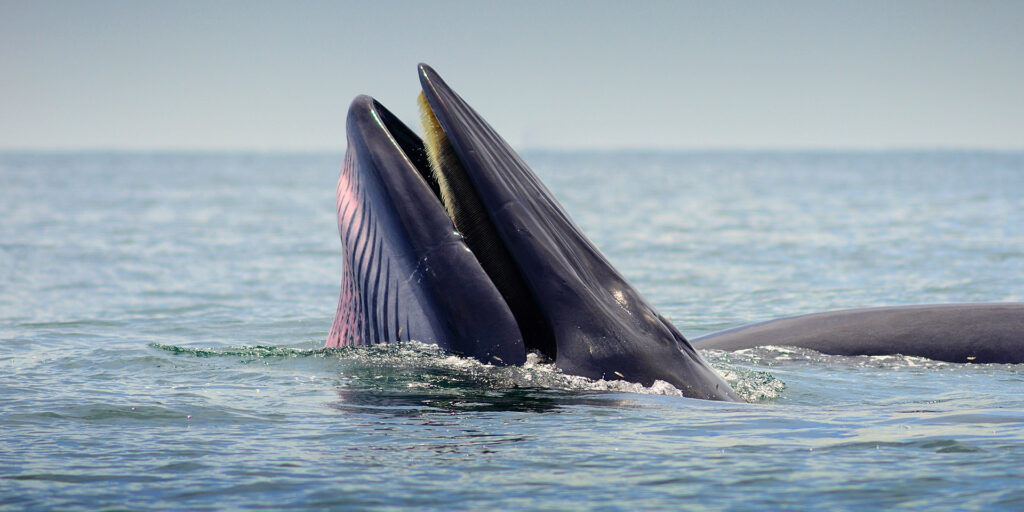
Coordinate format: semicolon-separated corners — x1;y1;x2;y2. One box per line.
2;151;1023;510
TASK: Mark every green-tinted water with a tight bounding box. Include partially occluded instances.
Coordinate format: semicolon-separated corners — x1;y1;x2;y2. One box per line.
2;152;1022;510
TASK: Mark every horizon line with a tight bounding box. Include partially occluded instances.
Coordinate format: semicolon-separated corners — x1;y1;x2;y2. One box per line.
2;145;1024;154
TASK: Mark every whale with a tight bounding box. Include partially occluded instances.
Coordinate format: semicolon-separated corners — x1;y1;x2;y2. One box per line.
327;63;1023;402
693;303;1024;363
326;64;740;401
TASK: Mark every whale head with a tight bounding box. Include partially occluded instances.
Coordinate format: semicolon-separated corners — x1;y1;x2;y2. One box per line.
327;64;741;402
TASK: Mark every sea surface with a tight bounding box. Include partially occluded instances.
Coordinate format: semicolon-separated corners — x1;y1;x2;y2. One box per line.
2;151;1023;510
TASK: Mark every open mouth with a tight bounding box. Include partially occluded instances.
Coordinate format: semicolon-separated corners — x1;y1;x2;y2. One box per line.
331;64;741;401
370;90;557;360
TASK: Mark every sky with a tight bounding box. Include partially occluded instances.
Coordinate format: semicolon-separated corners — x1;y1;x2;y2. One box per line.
1;0;1022;151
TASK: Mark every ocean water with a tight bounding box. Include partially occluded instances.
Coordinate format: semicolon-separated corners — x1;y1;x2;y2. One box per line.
2;151;1023;510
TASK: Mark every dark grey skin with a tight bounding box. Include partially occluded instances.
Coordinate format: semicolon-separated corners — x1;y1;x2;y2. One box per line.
693;303;1024;364
327;64;1021;401
327;64;740;401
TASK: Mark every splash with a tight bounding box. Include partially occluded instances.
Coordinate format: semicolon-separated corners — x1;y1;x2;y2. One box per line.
151;341;781;402
331;341;783;402
329;342;695;396
703;349;787;402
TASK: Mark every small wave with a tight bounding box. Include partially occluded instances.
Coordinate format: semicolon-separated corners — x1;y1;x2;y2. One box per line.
149;343;333;358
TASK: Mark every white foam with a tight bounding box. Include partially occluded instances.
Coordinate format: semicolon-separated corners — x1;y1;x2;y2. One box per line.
335;341;781;401
702;345;953;369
